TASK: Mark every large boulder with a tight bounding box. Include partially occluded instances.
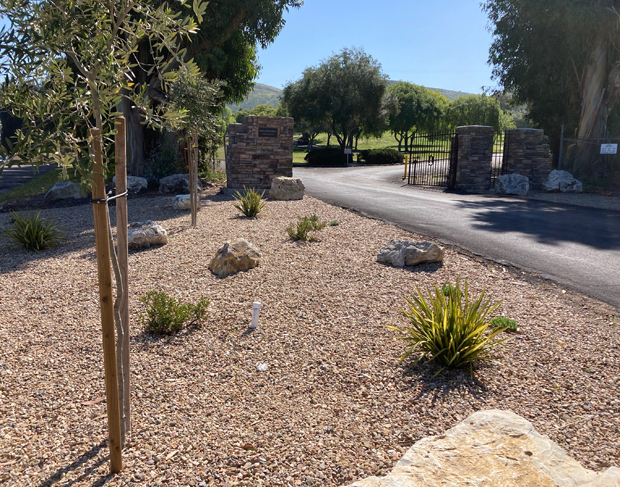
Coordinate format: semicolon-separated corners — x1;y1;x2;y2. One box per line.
172;194;191;210
113;175;147;193
495;173;529;196
343;410;620;487
127;221;168;249
544;170;583;193
44;182;84;200
159;174;202;194
208;238;261;277
269;176;305;201
377;239;444;268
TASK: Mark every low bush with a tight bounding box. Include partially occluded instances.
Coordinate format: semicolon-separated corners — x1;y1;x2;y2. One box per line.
489;316;518;332
140;291;209;334
358;148;404;165
287;214;327;241
233;187;266;217
329;220;339;226
3;211;64;251
304;148;347;166
388;279;507;376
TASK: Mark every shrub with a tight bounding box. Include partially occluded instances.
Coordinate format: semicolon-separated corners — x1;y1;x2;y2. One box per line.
329;220;339;226
304;148;347;166
144;145;184;188
140;291;209;334
3;211;63;251
358;148;404;165
388;279;507;376
442;283;461;297
489;316;518;332
233;187;266;217
287;214;327;241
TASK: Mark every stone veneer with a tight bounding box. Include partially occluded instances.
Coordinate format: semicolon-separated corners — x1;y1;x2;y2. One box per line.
225;116;294;191
455;125;495;192
504;128;553;190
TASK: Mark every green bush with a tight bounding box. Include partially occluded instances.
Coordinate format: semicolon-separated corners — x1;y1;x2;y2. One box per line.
358;148;404;165
233;187;266;217
329;220;339;226
140;291;209;335
287;214;327;241
489;316;518;332
388;279;507;376
3;211;63;251
304;148;347;166
442;283;461;297
145;145;184;188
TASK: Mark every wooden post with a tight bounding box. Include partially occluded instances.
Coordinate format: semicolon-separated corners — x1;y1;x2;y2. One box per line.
114;117;130;439
91;127;123;473
190;130;198;227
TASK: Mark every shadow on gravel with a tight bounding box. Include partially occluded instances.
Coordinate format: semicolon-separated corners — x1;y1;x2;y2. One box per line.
36;440;109;487
455;198;620;250
376;261;444;274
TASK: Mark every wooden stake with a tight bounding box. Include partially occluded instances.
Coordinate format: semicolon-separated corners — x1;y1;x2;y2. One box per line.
91;127;123;474
190;130;198;227
114;117;130;439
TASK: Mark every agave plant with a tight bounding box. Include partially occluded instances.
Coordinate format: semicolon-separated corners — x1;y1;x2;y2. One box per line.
232;187;266;217
388;278;507;376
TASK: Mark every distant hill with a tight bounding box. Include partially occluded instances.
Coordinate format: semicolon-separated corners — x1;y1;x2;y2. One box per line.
226;82;474;113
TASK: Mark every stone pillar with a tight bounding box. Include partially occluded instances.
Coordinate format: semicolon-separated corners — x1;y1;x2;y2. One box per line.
503;129;552;190
455;126;494;192
225;116;294;192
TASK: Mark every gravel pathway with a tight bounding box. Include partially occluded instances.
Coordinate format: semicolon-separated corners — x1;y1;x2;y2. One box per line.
0;194;618;486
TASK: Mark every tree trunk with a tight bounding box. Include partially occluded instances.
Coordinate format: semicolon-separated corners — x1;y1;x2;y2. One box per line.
327;133;331;147
122;99;145;177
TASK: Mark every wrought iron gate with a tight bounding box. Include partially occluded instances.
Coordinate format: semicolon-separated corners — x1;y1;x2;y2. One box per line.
405;131;458;189
489;131;509;189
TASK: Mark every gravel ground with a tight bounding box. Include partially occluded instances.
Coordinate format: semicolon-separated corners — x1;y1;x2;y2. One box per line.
0;193;619;487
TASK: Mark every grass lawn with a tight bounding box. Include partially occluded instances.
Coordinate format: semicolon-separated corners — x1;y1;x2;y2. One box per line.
0;168;66;204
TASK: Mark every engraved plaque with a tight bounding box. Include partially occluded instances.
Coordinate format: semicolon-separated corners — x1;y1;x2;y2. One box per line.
258;127;278;138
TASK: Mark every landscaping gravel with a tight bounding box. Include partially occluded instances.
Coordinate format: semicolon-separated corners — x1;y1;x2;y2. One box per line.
0;193;618;486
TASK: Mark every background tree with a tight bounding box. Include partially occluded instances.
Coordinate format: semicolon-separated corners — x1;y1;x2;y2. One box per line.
233;103;278;122
387;82;449;151
281;76;330;147
483;0;620;175
446;94;514;134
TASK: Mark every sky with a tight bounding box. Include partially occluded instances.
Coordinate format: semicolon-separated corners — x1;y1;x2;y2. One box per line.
255;0;496;94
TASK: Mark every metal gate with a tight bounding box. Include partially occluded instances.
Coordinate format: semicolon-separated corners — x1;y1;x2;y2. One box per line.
489;131;509;189
405;131;458;189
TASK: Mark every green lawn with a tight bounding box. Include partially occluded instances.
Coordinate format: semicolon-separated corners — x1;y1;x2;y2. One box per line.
0;168;65;204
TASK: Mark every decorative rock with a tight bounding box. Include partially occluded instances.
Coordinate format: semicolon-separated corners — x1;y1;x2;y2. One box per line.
159;173;202;194
172;194;191;210
343;410;620;487
44;181;84;200
495;173;529;196
377;239;444;268
208;238;261;277
127;221;168;249
544;169;583;193
113;175;147;193
269;176;305;200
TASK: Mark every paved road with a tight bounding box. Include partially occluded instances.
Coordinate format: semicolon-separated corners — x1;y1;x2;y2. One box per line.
295;164;620;309
0;164;57;194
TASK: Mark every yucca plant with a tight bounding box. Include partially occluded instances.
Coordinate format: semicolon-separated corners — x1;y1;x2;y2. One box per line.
388;279;507;376
233;187;266;217
3;211;63;251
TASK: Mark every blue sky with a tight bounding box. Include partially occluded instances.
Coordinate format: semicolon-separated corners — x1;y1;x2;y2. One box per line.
255;0;496;94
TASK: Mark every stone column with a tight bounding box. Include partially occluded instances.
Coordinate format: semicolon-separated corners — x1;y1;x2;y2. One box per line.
455;126;494;192
503;129;552;190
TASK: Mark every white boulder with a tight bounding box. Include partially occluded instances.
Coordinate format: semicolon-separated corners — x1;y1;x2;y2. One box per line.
208;238;261;277
44;182;84;200
377;239;444;268
127;221;168;249
495;173;529;196
172;194;191;210
544;170;583;193
159;174;202;194
113;175;147;193
269;176;305;201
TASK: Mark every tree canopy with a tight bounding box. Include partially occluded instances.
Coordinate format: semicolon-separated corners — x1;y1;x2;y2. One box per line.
446;94;514;134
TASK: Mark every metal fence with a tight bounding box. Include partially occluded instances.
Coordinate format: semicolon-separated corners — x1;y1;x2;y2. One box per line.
405;131;458;189
489;131;507;189
558;136;620;180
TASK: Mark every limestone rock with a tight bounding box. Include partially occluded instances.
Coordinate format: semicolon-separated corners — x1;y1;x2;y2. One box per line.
269;176;305;200
495;173;529;196
209;238;261;277
127;221;168;249
159;174;202;194
113;175;147;193
173;194;191;210
544;170;583;193
343;410;620;487
44;182;84;200
377;240;444;268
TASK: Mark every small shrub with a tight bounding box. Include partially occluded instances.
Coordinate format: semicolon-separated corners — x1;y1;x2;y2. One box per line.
489;316;518;332
233;187;266;217
442;283;461;297
358;148;404;165
140;291;209;335
388;279;507;376
329;220;339;226
287;214;327;241
3;211;63;251
145;145;184;188
304;148;347;166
